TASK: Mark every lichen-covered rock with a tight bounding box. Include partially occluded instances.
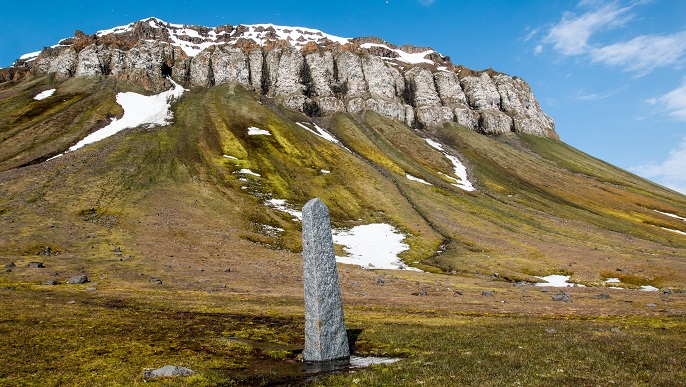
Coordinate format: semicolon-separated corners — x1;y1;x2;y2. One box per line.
334;51;367;98
275;46;305;96
480;109;513;134
492;74;523;114
248;49;264;91
364;98;409;123
405;67;440;107
305;51;334;97
417;106;454;127
76;45;103;76
435;71;467;106
190;49;213;86
211;46;250;86
347;97;366;114
362;55;397;100
317;97;346;114
460;72;500;110
454;107;480;131
284;95;309;111
42;48;78;78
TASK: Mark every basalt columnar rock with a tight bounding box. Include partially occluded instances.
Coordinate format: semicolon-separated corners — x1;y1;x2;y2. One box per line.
3;17;556;138
301;198;350;362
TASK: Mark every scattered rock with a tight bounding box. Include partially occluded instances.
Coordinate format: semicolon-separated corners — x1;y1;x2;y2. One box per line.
662;288;673;295
610;327;621;334
42;279;60;285
412;289;428;297
647;303;657;308
454;291;463;296
85;287;97;291
540;288;551;293
149;277;163;285
36;246;57;256
66;274;88;284
376;274;386;285
481;290;494;297
67;300;77;304
143;365;196;378
545;328;557;334
594;293;611;300
552;291;571;302
28;262;45;268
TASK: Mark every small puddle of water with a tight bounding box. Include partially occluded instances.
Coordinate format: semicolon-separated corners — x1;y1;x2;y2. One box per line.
222;337;401;384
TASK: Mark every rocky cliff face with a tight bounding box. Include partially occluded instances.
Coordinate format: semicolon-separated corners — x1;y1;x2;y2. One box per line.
4;17;556;138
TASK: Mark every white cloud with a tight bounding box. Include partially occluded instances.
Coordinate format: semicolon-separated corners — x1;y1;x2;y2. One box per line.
540;1;686;75
574;87;623;101
654;77;686;121
631;79;686;194
590;31;686;75
543;2;635;56
418;0;436;5
632;137;686;195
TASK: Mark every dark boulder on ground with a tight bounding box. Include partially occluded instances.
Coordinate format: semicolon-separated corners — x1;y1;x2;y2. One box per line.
28;262;45;268
552;291;571;302
66;274;88;284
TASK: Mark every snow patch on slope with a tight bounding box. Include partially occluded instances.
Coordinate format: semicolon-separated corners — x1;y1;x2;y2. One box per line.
359;43;435;65
34;89;56;100
248;126;271;136
333;223;418;271
52;79;184;158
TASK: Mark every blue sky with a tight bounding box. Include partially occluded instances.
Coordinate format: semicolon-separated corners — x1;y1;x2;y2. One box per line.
1;0;685;194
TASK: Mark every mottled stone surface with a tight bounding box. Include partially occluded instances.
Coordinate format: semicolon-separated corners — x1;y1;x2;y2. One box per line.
302;198;349;362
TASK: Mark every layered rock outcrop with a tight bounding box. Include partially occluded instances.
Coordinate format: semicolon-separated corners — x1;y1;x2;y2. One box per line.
5;17;556;138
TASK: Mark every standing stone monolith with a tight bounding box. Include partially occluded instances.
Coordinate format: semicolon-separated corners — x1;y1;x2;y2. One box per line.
302;198;350;362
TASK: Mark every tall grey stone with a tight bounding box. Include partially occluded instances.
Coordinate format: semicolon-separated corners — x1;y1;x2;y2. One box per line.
302;198;350;362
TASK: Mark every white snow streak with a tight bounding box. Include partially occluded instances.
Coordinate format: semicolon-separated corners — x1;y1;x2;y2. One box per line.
265;199;303;221
237;169;261;177
247;127;271;136
654;210;686;222
661;227;686;236
359;43;435;65
34;89;56;100
424;138;475;191
20;51;41;60
406;173;432;185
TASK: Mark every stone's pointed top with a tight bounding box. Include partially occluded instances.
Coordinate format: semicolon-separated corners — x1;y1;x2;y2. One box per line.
303;197;328;213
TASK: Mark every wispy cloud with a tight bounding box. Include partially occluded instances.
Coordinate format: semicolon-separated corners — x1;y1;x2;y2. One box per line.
632;136;686;195
418;0;437;5
590;31;686;75
542;2;635;56
650;77;686;121
539;1;686;75
573;87;623;101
